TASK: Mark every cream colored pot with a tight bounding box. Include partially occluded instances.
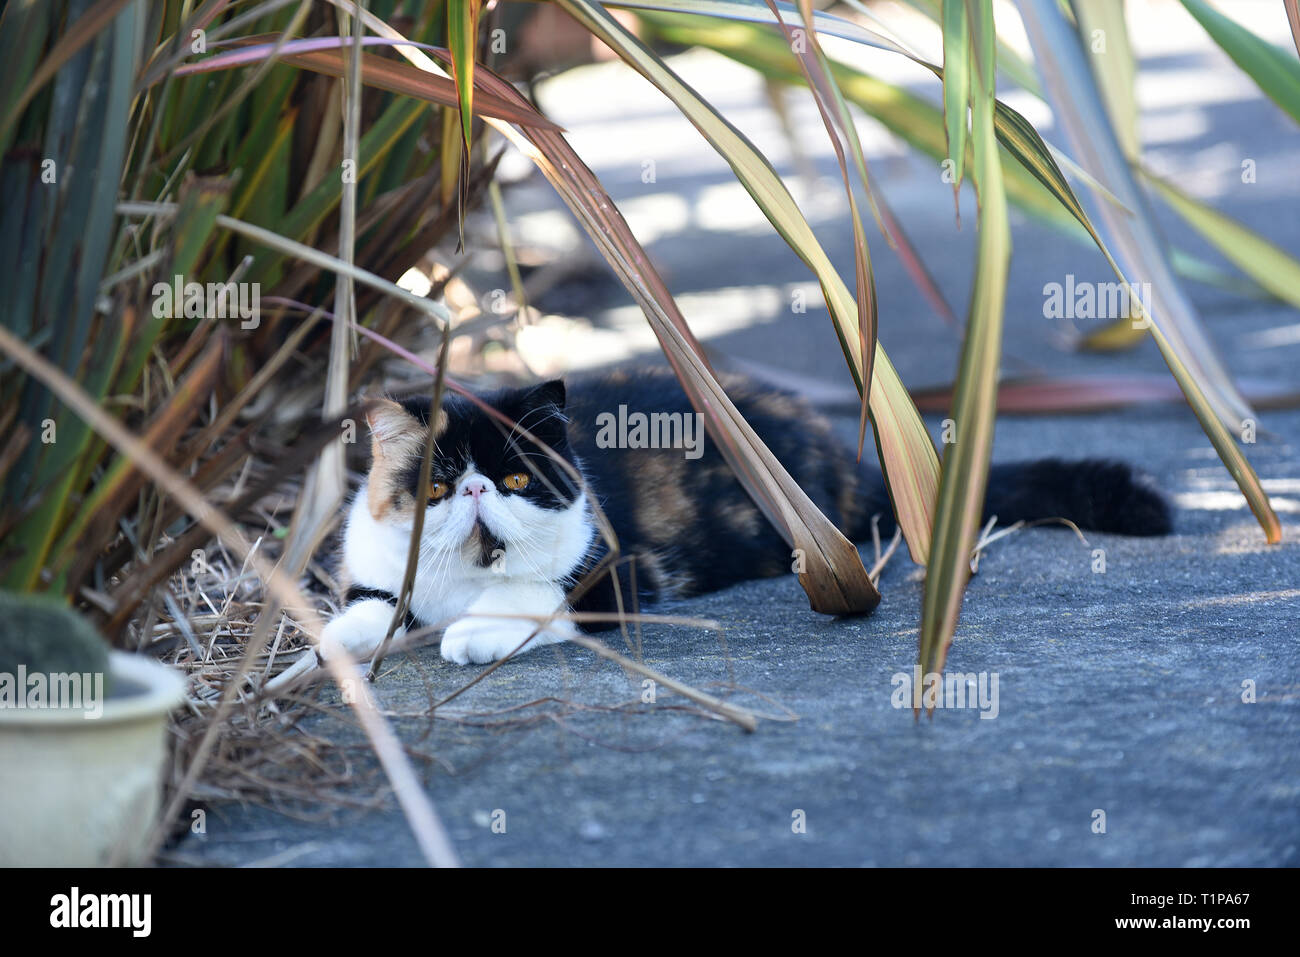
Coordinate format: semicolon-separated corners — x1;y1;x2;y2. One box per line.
0;651;186;866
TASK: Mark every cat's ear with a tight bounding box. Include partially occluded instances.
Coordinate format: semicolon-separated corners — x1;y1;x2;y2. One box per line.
524;379;566;412
511;380;567;450
365;398;426;461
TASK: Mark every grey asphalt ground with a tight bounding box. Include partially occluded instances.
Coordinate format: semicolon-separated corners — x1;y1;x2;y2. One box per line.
178;15;1299;866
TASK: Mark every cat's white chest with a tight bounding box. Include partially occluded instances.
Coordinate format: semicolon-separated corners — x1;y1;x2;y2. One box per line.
340;485;476;625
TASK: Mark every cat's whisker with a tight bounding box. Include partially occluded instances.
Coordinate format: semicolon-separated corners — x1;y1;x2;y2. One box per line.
505;404;567;453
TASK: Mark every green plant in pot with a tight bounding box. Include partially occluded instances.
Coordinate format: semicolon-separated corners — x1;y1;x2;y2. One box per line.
0;591;186;866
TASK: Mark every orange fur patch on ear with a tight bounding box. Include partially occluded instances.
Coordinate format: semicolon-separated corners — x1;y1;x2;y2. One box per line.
366;400;420;520
367;462;395;521
366;399;425;459
364;398;447;520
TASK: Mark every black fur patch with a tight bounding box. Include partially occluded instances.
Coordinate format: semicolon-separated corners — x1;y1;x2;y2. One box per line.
563;369;1171;629
400;368;1173;632
979;458;1172;537
470;519;505;568
396;383;581;512
344;586;417;631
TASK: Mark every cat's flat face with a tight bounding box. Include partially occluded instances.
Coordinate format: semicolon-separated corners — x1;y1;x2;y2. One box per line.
364;381;585;572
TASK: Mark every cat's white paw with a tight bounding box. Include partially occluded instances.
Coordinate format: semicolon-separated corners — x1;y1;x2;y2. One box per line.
266;600;401;693
440;616;570;665
320;600;402;663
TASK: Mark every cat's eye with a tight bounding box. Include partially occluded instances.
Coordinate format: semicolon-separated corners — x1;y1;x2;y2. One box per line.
502;472;530;491
428;482;450;502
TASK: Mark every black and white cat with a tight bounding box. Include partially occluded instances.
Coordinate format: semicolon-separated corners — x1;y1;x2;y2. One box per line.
272;367;1171;682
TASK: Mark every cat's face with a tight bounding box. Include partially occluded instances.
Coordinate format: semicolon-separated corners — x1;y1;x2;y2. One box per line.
364;381;583;571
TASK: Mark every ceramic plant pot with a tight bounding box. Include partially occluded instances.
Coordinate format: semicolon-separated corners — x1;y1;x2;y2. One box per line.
0;650;186;866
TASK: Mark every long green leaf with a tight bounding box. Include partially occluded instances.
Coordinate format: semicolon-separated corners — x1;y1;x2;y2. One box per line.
556;0;940;564
643;13;1087;237
0;0;53;161
1143;168;1300;311
1;0;142;591
771;0;878;455
904;0;1043;96
918;0;1011;693
1180;0;1300;126
1016;0;1279;543
0;0;134;147
448;0;479;152
606;0;910;53
941;0;969;199
1071;0;1139;160
1012;6;1251;404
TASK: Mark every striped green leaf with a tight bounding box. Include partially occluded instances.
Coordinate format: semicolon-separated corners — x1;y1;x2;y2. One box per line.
918;0;1011;689
1180;0;1300;126
941;0;969;197
1143;169;1300;313
557;0;942;562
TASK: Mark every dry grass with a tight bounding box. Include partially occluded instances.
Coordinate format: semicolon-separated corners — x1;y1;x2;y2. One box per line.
148;512;794;828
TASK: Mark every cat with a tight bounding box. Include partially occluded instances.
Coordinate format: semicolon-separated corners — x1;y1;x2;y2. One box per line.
273;366;1172;681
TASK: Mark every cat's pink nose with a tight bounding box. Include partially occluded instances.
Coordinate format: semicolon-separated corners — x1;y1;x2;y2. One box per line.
460;477;490;499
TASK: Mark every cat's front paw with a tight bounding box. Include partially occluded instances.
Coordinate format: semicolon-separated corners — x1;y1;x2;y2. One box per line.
320;600;402;664
266;599;400;693
440;616;570;665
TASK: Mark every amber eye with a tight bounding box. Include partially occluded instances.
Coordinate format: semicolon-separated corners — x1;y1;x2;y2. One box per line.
502;472;530;491
428;481;450;502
